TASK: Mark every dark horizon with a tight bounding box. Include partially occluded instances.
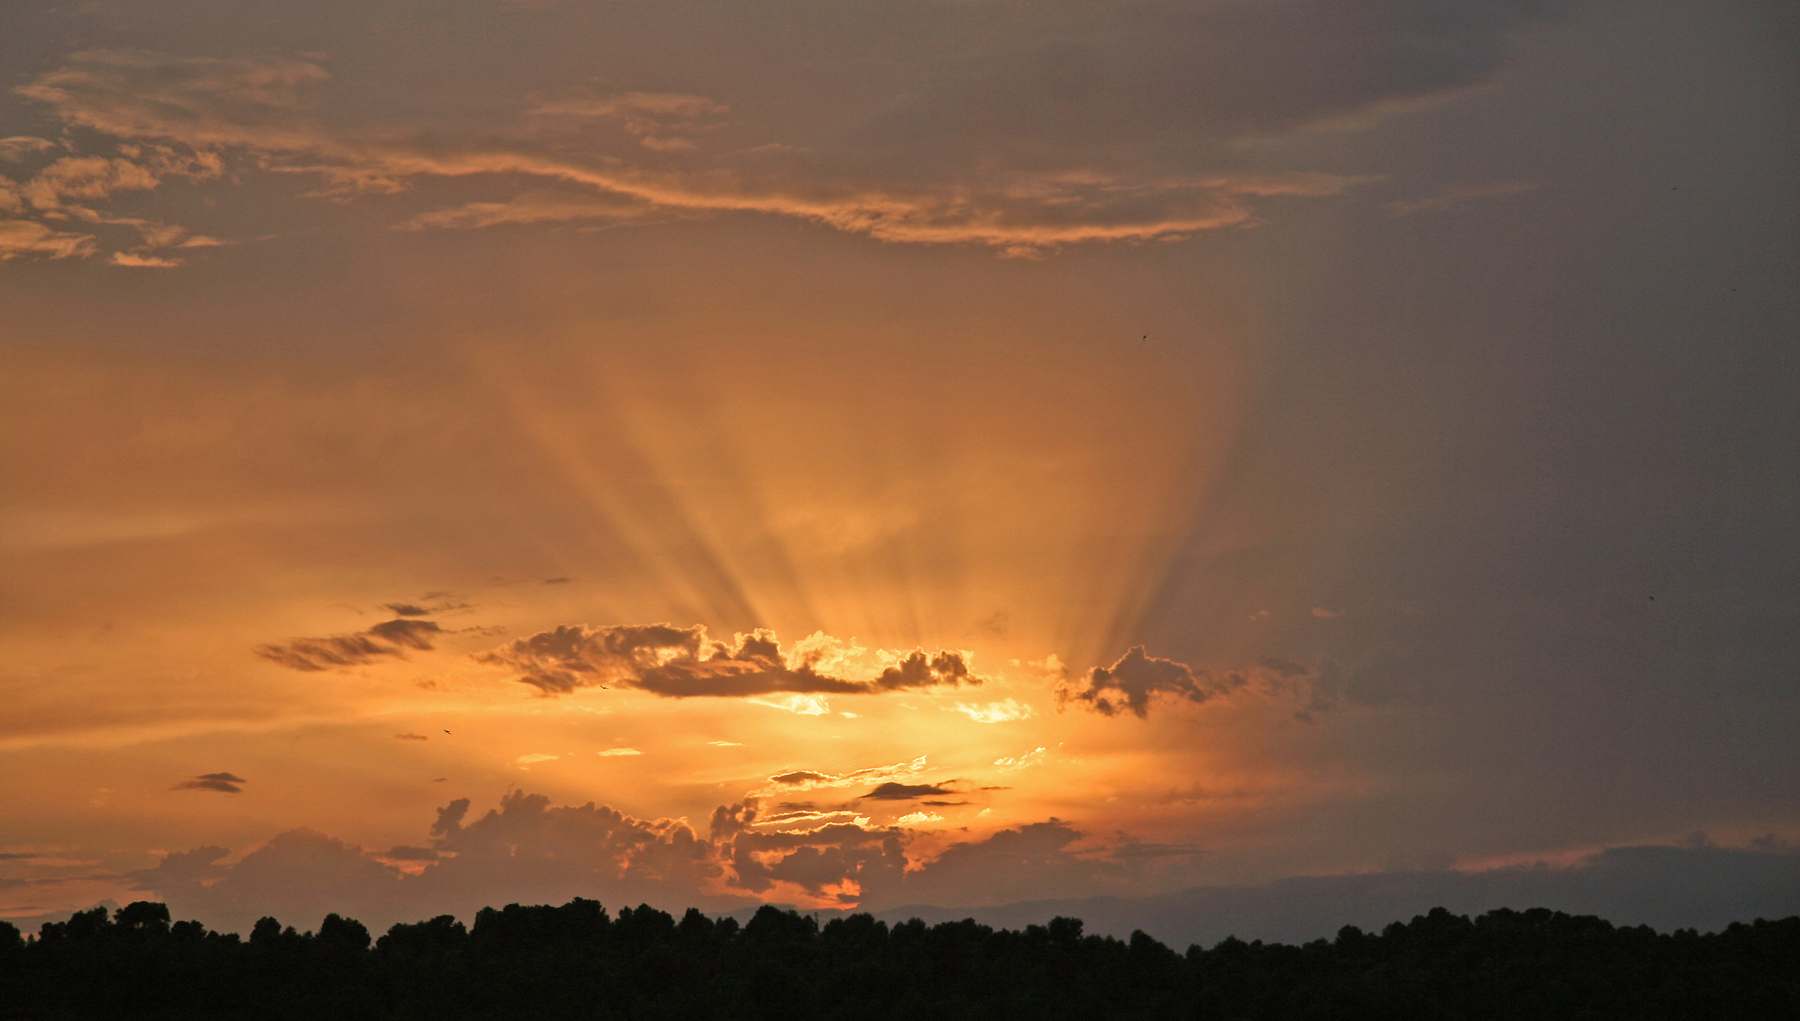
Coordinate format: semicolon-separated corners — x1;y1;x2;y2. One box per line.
7;895;1799;1018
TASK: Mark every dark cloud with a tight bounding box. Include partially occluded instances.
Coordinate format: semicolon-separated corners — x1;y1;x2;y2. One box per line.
114;786;1800;942
861;783;956;801
1062;646;1330;719
542;576;572;585
769;770;832;786
384;603;430;617
172;772;246;794
478;624;985;698
394;733;429;741
365;618;442;649
379;846;442;863
1061;645;1247;717
257;618;443;672
758;756;932;795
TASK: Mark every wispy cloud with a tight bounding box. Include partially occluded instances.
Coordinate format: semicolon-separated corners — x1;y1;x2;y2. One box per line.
256;618;443;672
172;772;247;794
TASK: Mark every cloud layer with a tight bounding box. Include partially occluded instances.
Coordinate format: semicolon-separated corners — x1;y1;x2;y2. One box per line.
256;618;443;672
1;0;1561;264
478;624;985;698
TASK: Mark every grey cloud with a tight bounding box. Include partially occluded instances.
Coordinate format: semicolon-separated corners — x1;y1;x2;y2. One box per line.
861;783;956;801
256;617;443;671
1062;646;1333;719
365;618;442;649
379;846;441;862
110;788;1799;941
172;772;247;794
478;623;984;698
768;771;831;786
130;793;730;934
1062;645;1248;717
7;35;1387;257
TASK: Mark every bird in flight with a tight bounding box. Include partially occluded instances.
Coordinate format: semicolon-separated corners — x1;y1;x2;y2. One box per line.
442;729;452;735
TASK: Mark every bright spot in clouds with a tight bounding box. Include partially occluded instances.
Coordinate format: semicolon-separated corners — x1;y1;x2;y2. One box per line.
954;699;1034;724
597;747;641;757
896;811;945;828
748;694;831;716
993;746;1048;769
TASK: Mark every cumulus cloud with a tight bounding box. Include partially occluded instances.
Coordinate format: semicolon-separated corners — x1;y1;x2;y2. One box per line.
172;772;247;794
256;618;443;672
116;802;1800;943
1059;646;1242;717
596;747;641;757
478;623;985;698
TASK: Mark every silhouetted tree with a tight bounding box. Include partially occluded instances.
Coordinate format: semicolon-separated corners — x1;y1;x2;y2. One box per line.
1;899;1795;1019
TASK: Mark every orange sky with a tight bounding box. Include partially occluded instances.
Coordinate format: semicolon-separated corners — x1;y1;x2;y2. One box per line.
2;0;1797;934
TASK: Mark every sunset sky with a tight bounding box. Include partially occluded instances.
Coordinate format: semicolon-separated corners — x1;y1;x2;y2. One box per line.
2;1;1796;937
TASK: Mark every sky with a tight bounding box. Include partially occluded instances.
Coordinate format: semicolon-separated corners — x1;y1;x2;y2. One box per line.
2;0;1797;939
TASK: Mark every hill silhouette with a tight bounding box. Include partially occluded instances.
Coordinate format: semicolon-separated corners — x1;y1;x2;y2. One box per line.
2;898;1796;1018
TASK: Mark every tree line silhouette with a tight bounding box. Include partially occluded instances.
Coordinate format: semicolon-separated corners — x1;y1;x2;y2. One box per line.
1;898;1795;1018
